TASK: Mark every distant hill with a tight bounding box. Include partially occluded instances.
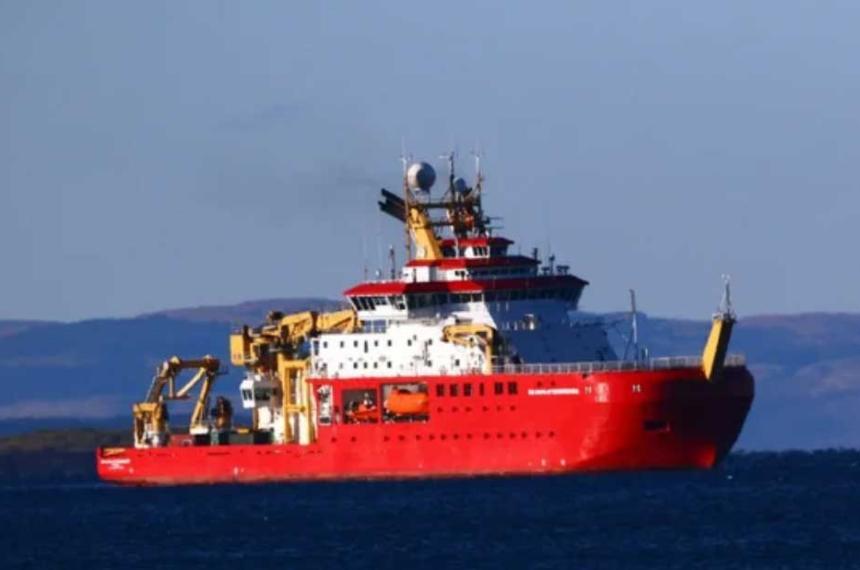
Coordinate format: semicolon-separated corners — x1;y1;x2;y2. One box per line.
1;301;859;450
0;320;55;339
140;297;346;324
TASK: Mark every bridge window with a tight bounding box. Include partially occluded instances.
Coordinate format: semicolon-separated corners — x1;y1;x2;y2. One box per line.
494;382;504;395
449;384;459;397
507;382;518;395
436;384;445;397
464;383;472;397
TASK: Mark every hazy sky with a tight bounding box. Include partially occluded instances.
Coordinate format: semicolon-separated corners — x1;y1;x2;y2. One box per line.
2;1;858;321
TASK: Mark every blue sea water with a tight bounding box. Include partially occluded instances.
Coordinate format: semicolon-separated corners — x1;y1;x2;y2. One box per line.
1;451;859;569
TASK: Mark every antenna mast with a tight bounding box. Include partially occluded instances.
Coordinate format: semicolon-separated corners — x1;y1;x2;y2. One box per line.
400;147;412;262
630;289;640;361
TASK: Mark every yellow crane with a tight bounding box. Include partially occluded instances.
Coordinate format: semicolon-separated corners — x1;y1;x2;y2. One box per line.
132;355;222;448
229;309;359;444
442;323;497;373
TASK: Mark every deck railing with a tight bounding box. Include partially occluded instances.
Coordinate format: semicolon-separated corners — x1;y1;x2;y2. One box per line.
490;354;746;376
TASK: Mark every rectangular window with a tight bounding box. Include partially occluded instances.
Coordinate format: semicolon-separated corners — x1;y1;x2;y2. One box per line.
436;384;445;397
507;382;518;395
464;383;472;397
450;384;459;397
494;382;504;395
479;383;485;396
387;339;393;347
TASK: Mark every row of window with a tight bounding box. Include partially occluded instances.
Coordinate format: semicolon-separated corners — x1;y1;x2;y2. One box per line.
329;431;557;443
440;245;508;257
321;338;394;350
352;295;407;311
409;288;579;308
435;381;518;397
350;287;582;313
453;267;534;279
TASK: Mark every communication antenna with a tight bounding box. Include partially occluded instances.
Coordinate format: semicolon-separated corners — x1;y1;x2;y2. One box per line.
471;149;484;195
719;274;735;318
362;234;368;281
389;245;397;281
439;150;456;194
399;138;411;176
399;143;412;262
629;289;640;361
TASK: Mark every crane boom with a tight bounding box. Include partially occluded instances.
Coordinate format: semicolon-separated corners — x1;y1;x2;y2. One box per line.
133;355;222;448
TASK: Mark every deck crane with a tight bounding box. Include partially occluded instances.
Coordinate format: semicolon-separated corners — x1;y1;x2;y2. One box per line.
229;309;359;444
132;355;223;448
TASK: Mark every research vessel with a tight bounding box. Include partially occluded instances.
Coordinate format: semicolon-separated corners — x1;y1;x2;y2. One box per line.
97;155;754;485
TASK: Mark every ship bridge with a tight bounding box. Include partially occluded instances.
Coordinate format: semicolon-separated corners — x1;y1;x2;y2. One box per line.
308;155;618;380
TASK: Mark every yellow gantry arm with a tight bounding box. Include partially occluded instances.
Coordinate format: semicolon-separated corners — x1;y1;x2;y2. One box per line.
702;277;737;382
407;206;443;260
442;323;496;373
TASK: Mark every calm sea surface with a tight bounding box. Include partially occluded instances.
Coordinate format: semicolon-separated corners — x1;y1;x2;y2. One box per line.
2;451;859;569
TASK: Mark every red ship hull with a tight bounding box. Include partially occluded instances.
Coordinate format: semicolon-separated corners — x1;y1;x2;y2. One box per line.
97;366;753;486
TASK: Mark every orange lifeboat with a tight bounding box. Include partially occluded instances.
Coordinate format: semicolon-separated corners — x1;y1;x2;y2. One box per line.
350;403;378;423
385;389;429;416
